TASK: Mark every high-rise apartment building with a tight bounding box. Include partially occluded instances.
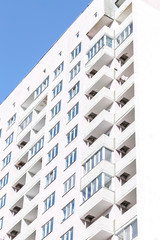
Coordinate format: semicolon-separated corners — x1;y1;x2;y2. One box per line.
1;0;160;239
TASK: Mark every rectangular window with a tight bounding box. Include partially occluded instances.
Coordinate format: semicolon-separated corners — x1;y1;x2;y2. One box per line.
69;82;79;101
0;173;9;190
2;152;11;169
68;102;79;122
44;192;55;212
19;112;33;132
0;195;6;209
0;129;2;138
61;228;73;240
64;174;75;194
116;22;133;48
34;76;49;99
47;144;58;164
52;80;63;99
65;148;77;169
71;42;81;61
8;114;16;128
49;122;60;141
45;167;57;187
0;217;3;230
66;125;78;145
117;219;137;240
51;101;61;119
54;62;64;79
83;147;112;175
5;132;14;148
81;173;112;203
70;61;81;80
41;218;54;239
62;199;74;222
28;137;44;160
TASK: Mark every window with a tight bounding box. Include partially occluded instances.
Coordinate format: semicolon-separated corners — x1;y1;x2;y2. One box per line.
0;173;9;190
61;228;73;240
44;192;55;212
69;82;79;101
116;22;133;48
66;125;78;145
71;43;81;61
0;195;6;209
19;112;33;132
62;199;74;222
83;147;112;175
0;129;1;138
28;137;44;160
81;173;112;203
54;62;64;79
51;101;61;119
87;35;113;61
94;12;97;17
52;80;63;99
70;61;81;80
5;132;14;148
41;218;53;239
68;103;79;122
47;144;58;164
45;167;57;187
65;148;77;169
0;217;3;230
34;76;49;99
76;32;79;38
117;220;138;240
2;152;11;169
64;174;75;194
8;113;16;128
49;122;60;141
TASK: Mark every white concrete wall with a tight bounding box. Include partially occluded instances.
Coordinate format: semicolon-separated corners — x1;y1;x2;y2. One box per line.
133;0;160;239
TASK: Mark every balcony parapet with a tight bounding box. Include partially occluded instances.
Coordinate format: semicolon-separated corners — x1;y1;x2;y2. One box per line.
80;216;114;240
84;87;114;117
80;187;114;220
83;134;114;162
81;160;114;190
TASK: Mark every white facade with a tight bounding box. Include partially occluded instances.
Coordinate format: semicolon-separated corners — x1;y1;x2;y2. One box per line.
1;0;159;239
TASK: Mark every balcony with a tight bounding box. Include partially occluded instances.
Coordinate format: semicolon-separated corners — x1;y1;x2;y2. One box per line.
87;16;113;39
115;204;137;231
14;219;37;240
80;187;114;221
14;130;44;165
116;147;136;174
85;65;114;96
7;194;39;234
10;171;41;207
116;175;136;202
84;110;114;144
83;134;114;161
81;160;114;190
80;216;113;240
115;0;132;24
116;97;134;122
116;55;134;81
85;36;114;75
115;74;134;98
84;87;114;118
116;121;135;148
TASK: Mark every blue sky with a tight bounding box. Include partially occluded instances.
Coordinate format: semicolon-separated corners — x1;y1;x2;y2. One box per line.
0;0;91;103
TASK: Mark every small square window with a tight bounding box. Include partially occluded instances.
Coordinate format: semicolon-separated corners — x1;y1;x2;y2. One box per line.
59;51;62;56
76;32;79;38
13;103;15;107
94;12;97;17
